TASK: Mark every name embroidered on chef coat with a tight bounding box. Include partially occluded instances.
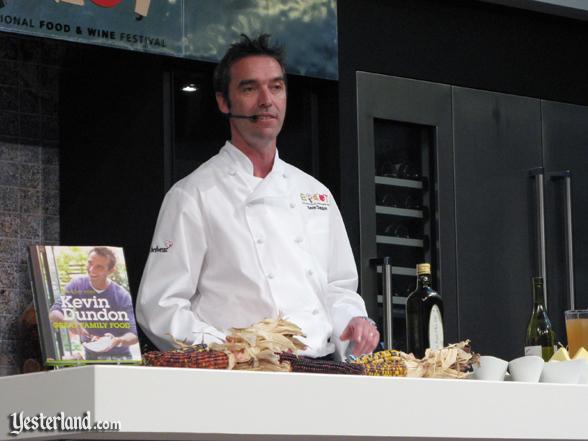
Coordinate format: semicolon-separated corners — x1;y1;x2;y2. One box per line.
151;240;174;253
299;193;330;210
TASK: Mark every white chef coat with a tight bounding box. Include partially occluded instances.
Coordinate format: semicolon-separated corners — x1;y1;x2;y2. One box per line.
136;141;368;358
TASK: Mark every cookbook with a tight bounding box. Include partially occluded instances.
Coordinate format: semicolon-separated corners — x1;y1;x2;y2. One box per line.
28;245;142;366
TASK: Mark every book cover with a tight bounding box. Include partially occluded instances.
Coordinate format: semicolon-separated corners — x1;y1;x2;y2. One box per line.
28;245;142;366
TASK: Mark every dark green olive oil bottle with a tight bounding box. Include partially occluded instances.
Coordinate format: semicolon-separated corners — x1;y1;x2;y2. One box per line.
406;263;444;358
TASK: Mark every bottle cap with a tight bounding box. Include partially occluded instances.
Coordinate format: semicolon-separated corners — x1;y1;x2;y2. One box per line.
416;263;431;275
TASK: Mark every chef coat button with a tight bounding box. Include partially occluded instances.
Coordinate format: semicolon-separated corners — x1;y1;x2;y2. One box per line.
307;269;314;276
256;237;265;244
312;309;320;316
228;170;236;176
267;273;275;280
282;173;287;178
289;202;296;209
294;237;303;244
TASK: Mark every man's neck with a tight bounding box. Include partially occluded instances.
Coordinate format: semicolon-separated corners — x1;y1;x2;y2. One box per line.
90;279;110;292
231;140;276;178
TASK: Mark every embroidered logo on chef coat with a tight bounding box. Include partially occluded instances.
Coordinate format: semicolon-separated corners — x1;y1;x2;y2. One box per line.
300;193;329;210
151;240;173;253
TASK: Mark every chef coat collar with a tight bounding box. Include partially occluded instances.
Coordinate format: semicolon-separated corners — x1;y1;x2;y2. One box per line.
221;141;285;177
220;141;289;201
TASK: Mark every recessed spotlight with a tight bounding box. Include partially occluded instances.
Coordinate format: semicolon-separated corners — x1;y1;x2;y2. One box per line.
182;84;198;93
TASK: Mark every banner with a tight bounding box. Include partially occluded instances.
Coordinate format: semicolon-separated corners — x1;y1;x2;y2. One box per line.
0;0;338;80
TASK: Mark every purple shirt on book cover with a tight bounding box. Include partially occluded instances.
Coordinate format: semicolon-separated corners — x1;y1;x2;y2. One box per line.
51;276;138;358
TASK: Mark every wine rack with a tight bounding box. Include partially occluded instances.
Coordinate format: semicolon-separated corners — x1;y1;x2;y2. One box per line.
365;118;437;351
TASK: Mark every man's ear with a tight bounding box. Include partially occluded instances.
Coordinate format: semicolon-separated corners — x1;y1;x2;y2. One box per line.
216;92;229;115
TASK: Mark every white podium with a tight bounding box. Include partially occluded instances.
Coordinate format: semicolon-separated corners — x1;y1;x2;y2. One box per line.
1;365;586;440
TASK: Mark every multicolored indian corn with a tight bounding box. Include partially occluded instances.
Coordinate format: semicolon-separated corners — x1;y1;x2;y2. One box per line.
143;347;229;369
353;349;403;364
352;349;407;377
279;352;365;375
361;360;407;377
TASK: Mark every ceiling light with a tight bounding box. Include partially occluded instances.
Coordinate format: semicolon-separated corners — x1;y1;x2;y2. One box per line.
182;84;198;93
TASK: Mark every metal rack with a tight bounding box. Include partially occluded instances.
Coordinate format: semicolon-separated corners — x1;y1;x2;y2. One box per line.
366;120;435;351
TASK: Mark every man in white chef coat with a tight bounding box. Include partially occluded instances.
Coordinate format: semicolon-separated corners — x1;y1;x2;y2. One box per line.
136;34;379;360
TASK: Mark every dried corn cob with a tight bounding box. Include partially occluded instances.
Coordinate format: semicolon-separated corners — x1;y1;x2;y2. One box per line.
354;349;403;365
279;352;365;375
143;348;229;369
361;360;407;377
143;345;207;364
351;349;407;377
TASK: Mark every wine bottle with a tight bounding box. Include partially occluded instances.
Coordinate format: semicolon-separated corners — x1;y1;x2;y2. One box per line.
524;277;556;361
405;263;444;358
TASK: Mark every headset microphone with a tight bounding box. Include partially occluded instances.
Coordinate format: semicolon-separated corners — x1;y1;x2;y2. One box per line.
226;113;259;121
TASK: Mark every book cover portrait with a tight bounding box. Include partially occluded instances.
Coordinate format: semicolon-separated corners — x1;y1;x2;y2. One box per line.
28;245;142;366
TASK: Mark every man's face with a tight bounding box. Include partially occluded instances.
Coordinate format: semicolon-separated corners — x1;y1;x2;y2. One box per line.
86;252;114;284
216;55;287;149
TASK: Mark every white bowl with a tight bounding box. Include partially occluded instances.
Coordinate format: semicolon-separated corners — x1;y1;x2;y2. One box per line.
473;356;508;381
540;359;588;384
508;355;544;382
575;359;588;384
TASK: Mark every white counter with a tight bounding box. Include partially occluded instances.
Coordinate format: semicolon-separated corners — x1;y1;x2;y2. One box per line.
0;365;586;440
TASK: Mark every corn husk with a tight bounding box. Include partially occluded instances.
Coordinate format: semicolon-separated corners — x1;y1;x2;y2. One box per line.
209;317;306;371
400;340;479;379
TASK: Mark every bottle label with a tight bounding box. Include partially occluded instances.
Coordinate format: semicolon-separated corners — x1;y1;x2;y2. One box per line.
428;305;444;350
524;345;542;357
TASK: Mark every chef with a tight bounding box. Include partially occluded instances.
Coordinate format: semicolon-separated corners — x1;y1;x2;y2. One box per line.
136;34;379;359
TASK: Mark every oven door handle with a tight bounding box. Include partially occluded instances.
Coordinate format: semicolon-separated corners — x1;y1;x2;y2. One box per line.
370;257;393;349
530;167;547;305
550;170;575;310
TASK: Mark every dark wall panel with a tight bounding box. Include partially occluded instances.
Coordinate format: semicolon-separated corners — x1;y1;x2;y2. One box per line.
452;87;542;359
60;46;167;296
339;0;588;282
542;101;588;330
339;0;588;104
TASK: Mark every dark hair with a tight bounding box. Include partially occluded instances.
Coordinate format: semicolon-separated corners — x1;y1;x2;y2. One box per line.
213;33;286;106
89;247;117;270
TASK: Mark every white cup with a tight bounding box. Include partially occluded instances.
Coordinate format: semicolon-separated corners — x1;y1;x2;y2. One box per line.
508;355;544;382
473;356;508;381
540;359;588;384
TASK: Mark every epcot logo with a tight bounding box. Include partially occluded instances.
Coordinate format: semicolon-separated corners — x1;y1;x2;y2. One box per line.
0;1;151;19
56;0;151;20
